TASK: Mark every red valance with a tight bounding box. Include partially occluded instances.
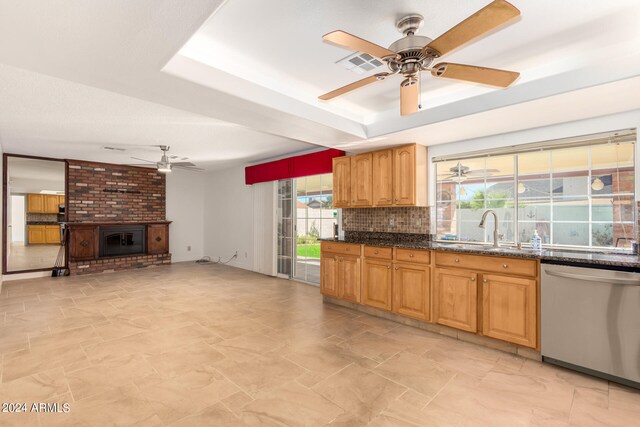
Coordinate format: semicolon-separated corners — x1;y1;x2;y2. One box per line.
245;149;345;185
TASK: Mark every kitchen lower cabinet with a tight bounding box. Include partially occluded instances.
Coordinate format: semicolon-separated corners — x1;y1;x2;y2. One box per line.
147;224;169;254
435;268;478;332
482;274;537;348
339;255;361;303
320;253;339;298
44;226;61;244
28;226;46;244
362;258;392;310
393;263;430;321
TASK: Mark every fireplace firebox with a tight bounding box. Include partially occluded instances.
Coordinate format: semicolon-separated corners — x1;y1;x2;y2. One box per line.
99;225;146;258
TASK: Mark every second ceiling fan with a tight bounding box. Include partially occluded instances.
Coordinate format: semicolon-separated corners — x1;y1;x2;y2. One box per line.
319;0;521;116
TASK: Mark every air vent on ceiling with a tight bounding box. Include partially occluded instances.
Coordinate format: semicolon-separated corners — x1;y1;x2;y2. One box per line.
336;52;384;75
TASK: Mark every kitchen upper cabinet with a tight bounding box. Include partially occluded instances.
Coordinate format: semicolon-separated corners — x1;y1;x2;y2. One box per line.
339;255;361;303
333;157;351;208
435;268;478;332
393;145;427;206
372;149;393;206
58;195;65;206
350;153;373;207
27;194;45;213
45;195;60;213
393;263;430;321
362;258;393;310
147;224;169;254
482;274;537;348
321;253;339;298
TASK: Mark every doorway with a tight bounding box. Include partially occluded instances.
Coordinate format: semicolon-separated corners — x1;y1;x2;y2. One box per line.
277;173;337;284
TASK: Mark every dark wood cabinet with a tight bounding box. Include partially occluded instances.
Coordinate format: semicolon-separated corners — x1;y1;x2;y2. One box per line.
69;225;97;260
147;224;169;254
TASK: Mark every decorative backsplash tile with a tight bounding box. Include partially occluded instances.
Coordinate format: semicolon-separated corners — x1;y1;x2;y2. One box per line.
342;207;430;234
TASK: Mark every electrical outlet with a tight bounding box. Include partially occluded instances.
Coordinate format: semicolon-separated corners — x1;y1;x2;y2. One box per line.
187;246;191;252
389;218;394;226
416;218;422;227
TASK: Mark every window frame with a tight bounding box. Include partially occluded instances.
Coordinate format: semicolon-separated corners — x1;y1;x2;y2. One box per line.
433;132;636;251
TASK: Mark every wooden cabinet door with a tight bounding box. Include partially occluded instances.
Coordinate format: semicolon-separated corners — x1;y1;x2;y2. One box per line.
58;195;65;206
393;145;416;206
350;153;373;207
372;150;393;206
27;194;45;213
435;268;478;332
482;274;537;348
69;226;97;260
339;255;361;303
362;258;392;310
45;195;60;213
393;263;430;321
320;254;339;297
147;224;169;254
28;225;46;244
45;226;61;244
333;157;351;208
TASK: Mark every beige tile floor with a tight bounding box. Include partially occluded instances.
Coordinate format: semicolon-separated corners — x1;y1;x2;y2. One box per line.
0;262;638;426
7;242;61;272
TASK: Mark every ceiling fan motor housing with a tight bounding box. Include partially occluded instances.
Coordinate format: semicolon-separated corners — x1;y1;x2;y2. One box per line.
387;15;437;77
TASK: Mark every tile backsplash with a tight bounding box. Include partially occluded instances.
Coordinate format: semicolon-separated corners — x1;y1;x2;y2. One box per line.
342;207;430;234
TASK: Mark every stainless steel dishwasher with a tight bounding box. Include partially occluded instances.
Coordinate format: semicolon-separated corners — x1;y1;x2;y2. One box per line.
541;263;640;388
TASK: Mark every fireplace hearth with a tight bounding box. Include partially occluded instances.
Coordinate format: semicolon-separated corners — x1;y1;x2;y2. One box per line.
99;225;146;257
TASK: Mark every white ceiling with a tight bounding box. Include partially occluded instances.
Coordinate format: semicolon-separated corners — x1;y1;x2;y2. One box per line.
0;0;639;169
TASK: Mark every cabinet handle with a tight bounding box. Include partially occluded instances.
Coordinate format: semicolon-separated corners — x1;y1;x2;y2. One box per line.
502;264;508;269
374;250;379;254
483;279;487;283
409;253;414;257
471;277;476;281
387;265;391;269
454;258;460;263
394;267;398;270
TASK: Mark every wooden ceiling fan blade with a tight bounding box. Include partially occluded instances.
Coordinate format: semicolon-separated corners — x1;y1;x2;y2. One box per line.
400;78;420;116
319;73;388;100
323;30;398;60
426;0;520;57
130;157;156;164
173;165;205;172
431;63;519;87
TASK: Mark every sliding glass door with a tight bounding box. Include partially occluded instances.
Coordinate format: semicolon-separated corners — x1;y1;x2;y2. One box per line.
277;173;337;284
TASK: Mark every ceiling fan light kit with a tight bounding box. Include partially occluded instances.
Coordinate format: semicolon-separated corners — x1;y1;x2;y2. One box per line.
319;0;521;116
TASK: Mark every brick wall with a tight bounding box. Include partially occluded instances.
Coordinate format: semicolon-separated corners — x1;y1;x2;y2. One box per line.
66;160;170;275
67;160;165;222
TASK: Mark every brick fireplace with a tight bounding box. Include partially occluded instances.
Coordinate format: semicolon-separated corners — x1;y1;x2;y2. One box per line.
66;161;171;275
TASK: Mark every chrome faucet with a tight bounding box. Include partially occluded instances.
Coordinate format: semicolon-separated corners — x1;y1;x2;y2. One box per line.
479;209;502;248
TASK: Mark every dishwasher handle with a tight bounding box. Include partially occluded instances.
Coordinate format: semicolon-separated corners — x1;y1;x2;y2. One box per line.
544;269;640;286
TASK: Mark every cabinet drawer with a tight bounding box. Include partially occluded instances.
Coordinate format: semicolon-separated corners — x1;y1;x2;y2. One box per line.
364;246;393;260
321;241;362;256
395;248;430;264
435;251;537;277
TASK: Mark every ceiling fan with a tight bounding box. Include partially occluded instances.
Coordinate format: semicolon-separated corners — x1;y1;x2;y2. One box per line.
130;146;204;173
319;0;521;115
439;162;500;181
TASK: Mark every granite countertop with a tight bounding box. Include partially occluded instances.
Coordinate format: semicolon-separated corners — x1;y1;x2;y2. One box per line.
319;236;640;270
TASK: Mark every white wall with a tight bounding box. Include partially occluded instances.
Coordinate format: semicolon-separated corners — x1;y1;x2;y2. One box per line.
428;109;640;204
10;195;25;242
166;169;205;262
203;165;255;270
252;181;277;275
